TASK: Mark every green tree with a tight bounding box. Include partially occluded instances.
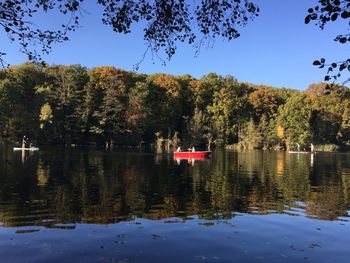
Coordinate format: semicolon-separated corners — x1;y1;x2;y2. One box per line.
340;101;350;142
43;65;89;144
125;81;152;141
91;67;130;146
207;76;253;144
0;63;45;140
306;82;350;144
238;119;263;149
185;108;211;147
190;74;219;113
277;93;313;149
149;74;186;134
248;85;282;121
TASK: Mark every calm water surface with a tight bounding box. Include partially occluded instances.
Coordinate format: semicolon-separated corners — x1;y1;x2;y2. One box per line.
0;146;350;262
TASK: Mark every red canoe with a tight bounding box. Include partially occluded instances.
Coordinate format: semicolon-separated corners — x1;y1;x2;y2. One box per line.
173;151;211;159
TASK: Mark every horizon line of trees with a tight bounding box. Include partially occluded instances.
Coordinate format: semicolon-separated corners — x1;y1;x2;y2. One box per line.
0;63;349;150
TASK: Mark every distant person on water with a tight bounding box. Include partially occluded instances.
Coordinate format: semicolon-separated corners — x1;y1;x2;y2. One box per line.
310;143;314;152
22;136;28;148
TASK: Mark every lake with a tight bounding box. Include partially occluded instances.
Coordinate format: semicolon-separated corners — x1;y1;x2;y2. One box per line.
0;146;350;263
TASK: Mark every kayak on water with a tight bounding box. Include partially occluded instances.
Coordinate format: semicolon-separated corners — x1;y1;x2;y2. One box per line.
173;151;211;159
288;151;313;154
13;147;40;151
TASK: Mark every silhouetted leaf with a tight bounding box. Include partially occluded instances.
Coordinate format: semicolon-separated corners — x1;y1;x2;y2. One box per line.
339;37;347;43
331;13;338;21
305;15;311;24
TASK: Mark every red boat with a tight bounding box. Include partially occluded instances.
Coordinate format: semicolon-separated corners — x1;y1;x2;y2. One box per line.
173;151;211;159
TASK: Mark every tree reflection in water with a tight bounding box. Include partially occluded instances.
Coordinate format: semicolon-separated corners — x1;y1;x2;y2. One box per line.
0;147;349;227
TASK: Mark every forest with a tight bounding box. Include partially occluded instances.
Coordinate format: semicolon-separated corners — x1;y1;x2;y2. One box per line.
0;63;349;151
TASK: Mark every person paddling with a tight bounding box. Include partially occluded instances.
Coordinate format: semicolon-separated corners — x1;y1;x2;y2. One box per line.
310;143;314;152
22;135;28;149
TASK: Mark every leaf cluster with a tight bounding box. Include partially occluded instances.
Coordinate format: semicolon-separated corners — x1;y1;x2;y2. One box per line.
1;0;259;66
0;0;82;65
306;0;350;83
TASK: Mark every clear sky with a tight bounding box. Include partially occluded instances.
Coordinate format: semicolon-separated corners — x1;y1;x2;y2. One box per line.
1;0;348;90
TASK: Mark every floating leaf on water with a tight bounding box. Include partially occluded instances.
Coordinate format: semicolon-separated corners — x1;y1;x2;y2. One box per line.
49;225;76;230
309;243;321;249
164;220;184;224
152;234;164;240
199;222;215;226
15;229;40;234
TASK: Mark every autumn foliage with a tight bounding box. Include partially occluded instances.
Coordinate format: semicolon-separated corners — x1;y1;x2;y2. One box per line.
0;63;349;150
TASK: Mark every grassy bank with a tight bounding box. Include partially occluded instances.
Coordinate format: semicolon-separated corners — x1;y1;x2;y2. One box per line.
225;143;348;152
313;144;340;152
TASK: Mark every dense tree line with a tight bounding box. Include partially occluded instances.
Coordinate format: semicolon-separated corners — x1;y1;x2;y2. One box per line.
0;63;349;150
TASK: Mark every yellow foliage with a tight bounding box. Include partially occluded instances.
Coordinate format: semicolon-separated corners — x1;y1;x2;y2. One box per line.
39;103;53;128
90;66;119;78
277;125;284;139
89;66;127;91
153;74;181;97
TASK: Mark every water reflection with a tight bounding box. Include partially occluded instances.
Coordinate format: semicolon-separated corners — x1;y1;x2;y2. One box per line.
0;146;350;228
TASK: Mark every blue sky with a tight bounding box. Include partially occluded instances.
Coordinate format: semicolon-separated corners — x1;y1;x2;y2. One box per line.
1;0;349;90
